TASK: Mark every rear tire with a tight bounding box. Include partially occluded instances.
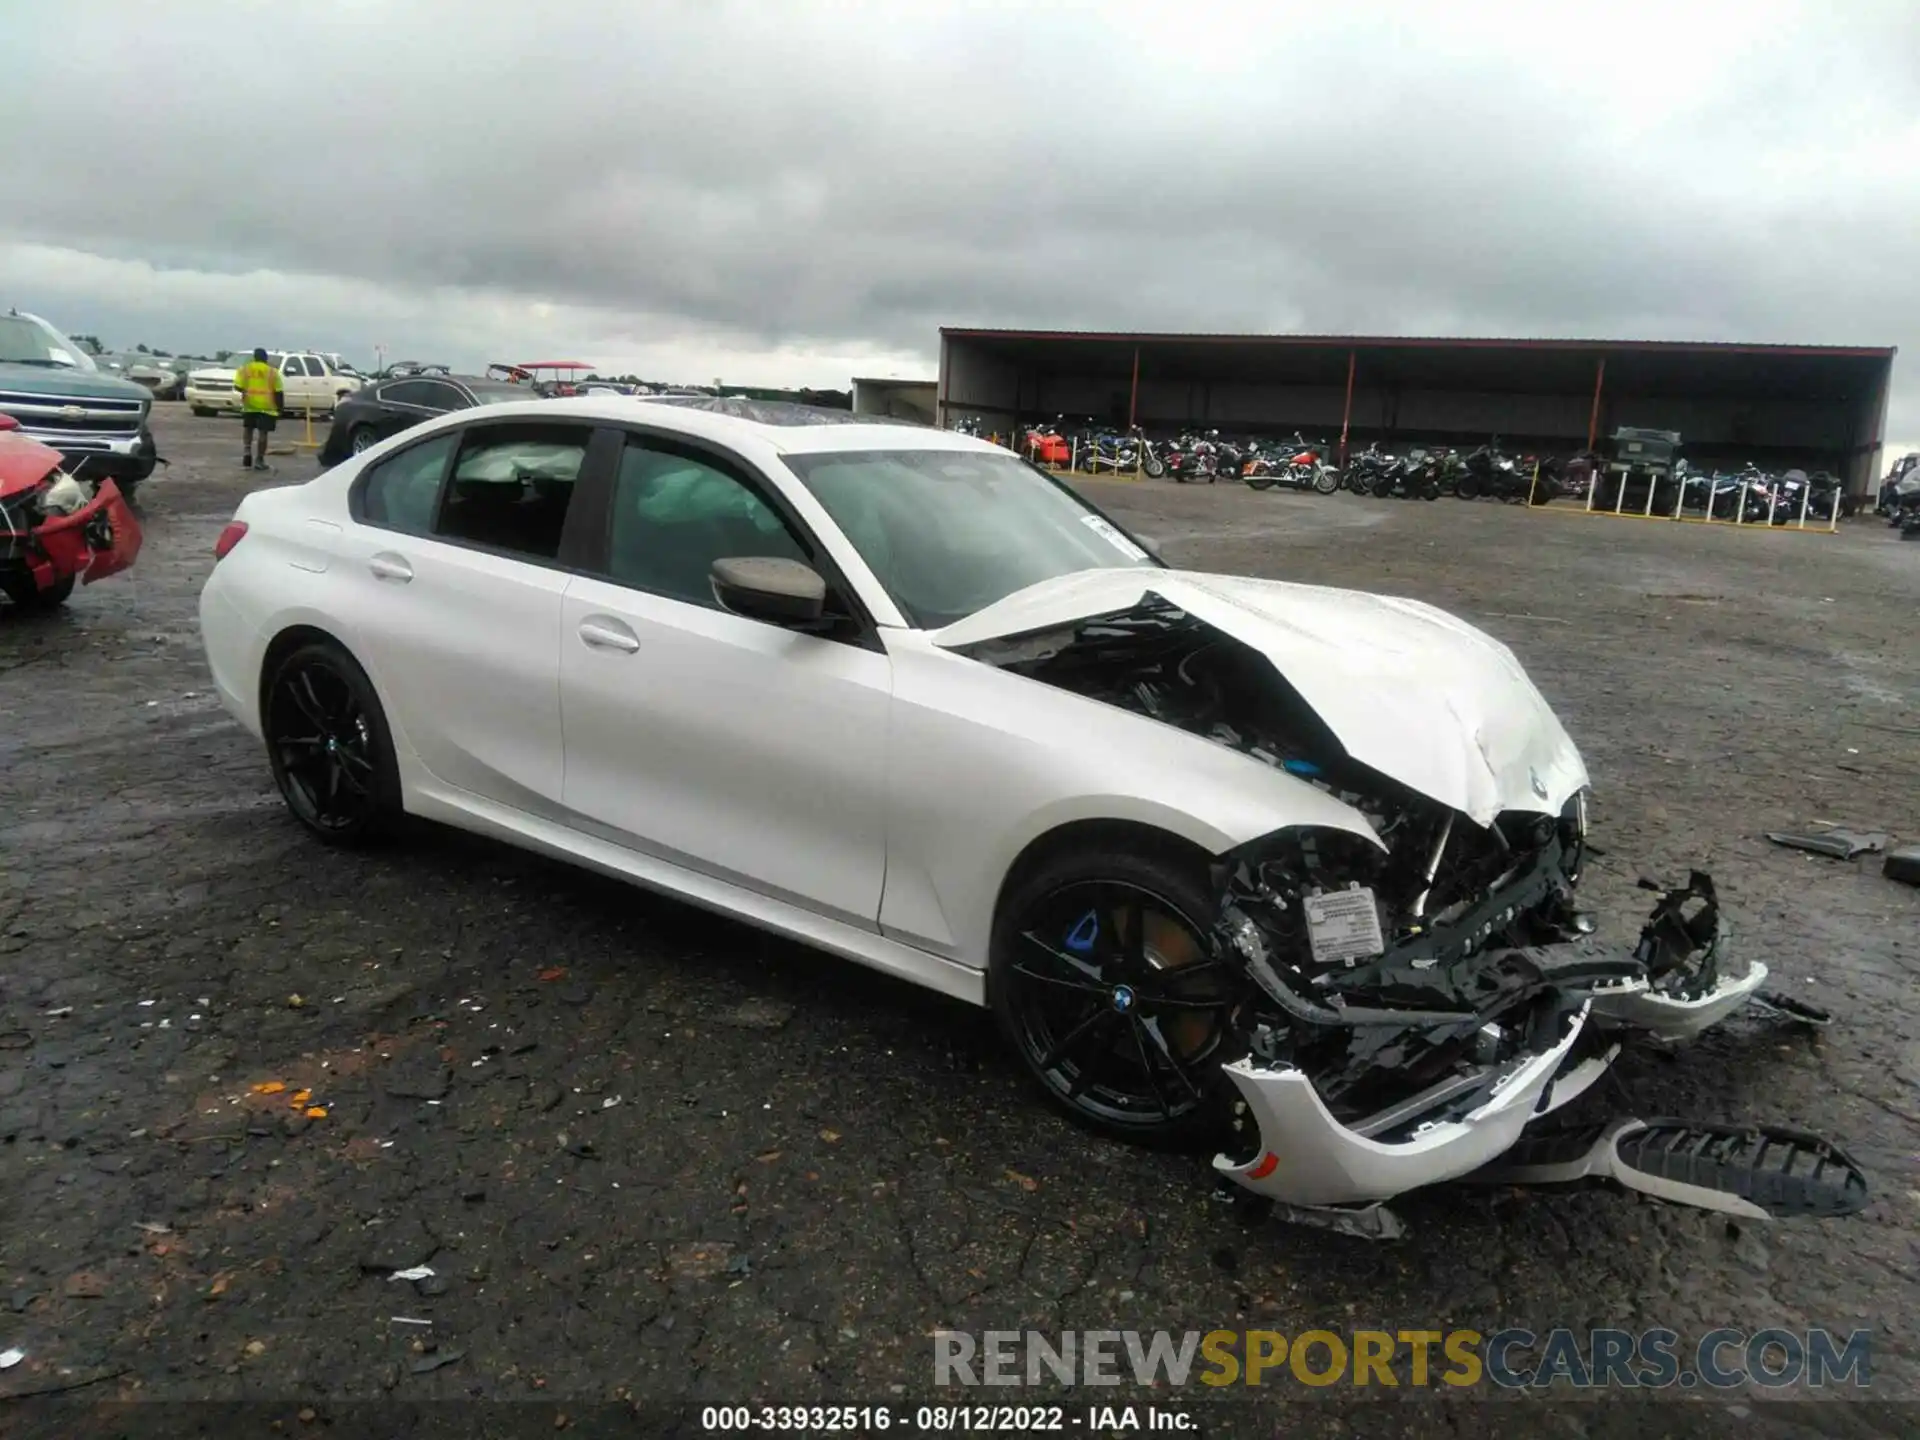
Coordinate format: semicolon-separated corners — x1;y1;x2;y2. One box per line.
1456;474;1482;501
990;842;1239;1149
348;425;379;455
1245;470;1275;491
262;640;403;846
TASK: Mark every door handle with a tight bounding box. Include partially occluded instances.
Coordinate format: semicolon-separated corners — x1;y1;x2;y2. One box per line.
368;553;413;583
578;616;641;653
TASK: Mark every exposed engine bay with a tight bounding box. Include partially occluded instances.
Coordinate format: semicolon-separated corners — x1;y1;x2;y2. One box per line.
962;596;1865;1233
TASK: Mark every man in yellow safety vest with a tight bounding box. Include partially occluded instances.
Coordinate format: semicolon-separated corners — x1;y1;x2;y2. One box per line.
234;347;284;471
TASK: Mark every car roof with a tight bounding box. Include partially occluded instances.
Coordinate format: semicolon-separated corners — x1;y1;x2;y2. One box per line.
376;374;523;399
519;394;993;457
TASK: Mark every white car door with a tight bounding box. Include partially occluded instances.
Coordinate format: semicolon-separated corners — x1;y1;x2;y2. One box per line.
557;431;892;929
337;418;601;809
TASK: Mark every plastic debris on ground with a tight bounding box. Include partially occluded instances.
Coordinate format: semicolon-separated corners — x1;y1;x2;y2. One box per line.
0;1348;23;1369
1765;827;1890;860
387;1266;435;1283
1884;846;1920;887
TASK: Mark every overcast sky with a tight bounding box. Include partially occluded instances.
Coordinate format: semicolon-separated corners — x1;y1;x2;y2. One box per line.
3;1;1914;453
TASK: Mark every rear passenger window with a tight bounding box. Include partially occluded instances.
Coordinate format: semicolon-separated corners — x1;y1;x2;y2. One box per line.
359;433;455;536
434;424;588;561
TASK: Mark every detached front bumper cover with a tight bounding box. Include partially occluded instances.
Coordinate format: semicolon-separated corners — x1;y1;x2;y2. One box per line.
1212;869;1780;1211
1214;1004;1603;1207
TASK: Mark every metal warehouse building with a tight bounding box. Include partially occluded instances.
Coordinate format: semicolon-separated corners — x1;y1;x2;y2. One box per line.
936;330;1898;494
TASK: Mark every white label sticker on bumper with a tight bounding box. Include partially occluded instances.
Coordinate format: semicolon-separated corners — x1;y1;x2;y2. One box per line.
1303;887;1386;966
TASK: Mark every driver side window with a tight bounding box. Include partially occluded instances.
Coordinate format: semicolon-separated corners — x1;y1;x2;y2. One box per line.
605;439;808;609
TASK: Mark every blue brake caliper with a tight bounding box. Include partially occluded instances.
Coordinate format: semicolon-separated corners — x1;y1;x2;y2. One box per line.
1064;910;1100;955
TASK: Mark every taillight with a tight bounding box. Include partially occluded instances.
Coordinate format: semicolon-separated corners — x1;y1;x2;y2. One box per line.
214;521;249;560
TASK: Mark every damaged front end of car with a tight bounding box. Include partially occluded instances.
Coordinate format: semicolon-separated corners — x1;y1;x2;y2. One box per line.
954;579;1862;1233
0;426;143;608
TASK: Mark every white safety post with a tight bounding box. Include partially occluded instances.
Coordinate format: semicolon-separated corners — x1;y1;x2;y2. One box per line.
1069;437;1078;473
1585;472;1597;513
1826;488;1840;534
1671;475;1686;521
1613;469;1627;515
1766;481;1779;526
1735;480;1750;526
1798;482;1812;529
1643;471;1658;517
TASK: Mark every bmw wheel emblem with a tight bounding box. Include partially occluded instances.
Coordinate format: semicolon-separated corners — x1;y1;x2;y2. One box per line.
1111;985;1135;1014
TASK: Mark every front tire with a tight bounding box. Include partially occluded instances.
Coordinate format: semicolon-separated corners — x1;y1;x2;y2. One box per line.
1;574;74;611
263;641;402;846
990;844;1240;1148
1143;456;1166;479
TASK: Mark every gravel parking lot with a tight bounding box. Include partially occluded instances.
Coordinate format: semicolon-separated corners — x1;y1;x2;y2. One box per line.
2;407;1917;1436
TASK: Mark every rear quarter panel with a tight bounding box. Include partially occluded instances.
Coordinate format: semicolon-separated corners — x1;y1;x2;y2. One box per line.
198;472;370;742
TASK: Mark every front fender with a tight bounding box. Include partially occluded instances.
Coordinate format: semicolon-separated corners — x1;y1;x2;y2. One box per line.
876;636;1380;969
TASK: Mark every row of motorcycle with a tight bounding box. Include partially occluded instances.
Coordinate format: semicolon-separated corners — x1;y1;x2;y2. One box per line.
1001;417;1868;527
1012;421;1345;491
1010;418;1577;503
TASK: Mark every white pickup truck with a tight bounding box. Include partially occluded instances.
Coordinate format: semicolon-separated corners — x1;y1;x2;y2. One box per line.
185;351;361;418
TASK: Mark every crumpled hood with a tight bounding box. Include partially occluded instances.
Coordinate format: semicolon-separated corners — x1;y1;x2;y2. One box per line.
0;431;66;499
933;568;1589;825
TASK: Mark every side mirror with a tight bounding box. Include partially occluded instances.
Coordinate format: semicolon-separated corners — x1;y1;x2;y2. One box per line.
710;556;826;626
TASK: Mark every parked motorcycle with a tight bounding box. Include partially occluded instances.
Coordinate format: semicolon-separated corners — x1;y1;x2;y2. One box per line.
1342;442;1397;496
1243;432;1339;494
1021;417;1071;468
1163;430;1217;484
1369;447;1440;500
1073;426;1146;474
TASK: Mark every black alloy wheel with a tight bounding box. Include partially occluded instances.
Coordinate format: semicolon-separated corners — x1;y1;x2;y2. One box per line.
264;642;399;844
349;424;379;455
995;872;1239;1145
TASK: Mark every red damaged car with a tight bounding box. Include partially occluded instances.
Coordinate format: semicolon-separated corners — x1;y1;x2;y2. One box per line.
0;415;142;611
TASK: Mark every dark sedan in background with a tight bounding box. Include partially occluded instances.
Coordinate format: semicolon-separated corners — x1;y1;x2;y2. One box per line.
317;373;529;466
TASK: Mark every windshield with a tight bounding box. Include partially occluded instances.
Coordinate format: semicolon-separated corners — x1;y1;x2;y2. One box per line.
0;316;92;369
782;448;1159;629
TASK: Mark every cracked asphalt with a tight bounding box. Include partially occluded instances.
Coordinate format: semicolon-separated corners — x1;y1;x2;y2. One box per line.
2;408;1917;1437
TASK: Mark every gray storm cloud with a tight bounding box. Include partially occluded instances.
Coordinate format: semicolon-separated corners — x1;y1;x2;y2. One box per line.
1;0;1914;441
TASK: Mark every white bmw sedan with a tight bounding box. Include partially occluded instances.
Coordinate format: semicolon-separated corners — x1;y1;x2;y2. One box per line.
200;396;1768;1219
